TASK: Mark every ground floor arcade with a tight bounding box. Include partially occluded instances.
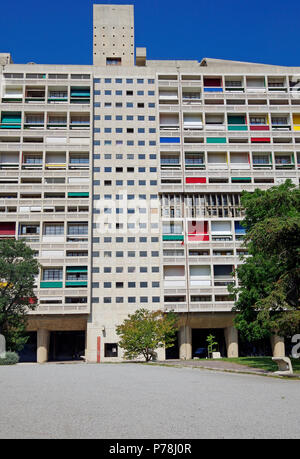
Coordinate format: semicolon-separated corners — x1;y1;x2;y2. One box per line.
20;315;88;363
174;313;285;360
21;312;286;363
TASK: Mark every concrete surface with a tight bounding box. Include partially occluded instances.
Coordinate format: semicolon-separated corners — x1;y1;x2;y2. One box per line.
0;363;299;439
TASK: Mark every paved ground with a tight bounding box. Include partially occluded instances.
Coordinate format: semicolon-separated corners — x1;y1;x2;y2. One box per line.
0;362;299;439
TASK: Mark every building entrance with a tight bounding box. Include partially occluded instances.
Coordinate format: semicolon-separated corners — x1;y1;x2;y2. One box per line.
19;332;37;362
49;331;85;361
192;328;226;358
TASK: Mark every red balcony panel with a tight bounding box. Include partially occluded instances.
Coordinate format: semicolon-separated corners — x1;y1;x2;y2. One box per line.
251;137;271;143
188;221;208;234
204;78;222;87
250;125;270;131
186;177;207;184
0;222;16;235
188;234;210;242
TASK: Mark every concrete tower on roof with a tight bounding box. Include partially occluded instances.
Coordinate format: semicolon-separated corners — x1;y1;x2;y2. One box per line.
93;4;135;66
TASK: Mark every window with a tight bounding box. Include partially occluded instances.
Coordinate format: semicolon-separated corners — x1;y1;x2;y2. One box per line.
43;268;62;281
68;223;88;235
104;343;118;357
106;58;121;66
44;224;64;235
250;116;266;125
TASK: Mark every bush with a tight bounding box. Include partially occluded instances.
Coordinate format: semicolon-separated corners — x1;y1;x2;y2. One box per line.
0;351;19;365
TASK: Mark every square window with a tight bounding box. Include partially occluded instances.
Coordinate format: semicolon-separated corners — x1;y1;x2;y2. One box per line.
104;344;118;357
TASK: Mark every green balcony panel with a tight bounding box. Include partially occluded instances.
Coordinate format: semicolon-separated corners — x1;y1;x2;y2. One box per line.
71;93;90;97
228;115;246;125
68;192;89;198
163;235;184;241
66;266;88;273
231;177;251;182
206;137;227;144
40;281;63;289
65;281;88;287
228;125;248;131
1;115;22;124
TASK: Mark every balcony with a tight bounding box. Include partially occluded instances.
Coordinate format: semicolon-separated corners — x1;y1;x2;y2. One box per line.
0;152;19;169
159;89;178;104
203;78;223;93
268;79;287;92
207;153;227;170
2;87;23;103
48;88;68;104
227;115;247;131
40;281;63;289
22;155;43;170
0;112;22;129
183;113;203;131
275;155;295;169
25;87;45;103
246;78;266;93
225;81;244;92
70;87;90;104
185;154;205;170
47;116;67;129
159;113;179;131
182;91;201;105
230;153;250;170
24;114;45;129
70;115;90;130
162;234;184;242
69;154;89;170
160;154;181;170
45;153;66;170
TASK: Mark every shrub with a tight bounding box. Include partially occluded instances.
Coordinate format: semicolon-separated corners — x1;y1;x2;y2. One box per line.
0;351;19;365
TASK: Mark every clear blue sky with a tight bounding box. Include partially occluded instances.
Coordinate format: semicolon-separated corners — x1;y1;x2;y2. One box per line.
1;0;299;66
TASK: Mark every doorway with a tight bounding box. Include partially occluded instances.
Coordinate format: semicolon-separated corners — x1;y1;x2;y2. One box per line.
49;331;85;361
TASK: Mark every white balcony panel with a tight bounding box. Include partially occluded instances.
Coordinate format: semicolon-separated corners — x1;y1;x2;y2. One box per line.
68;177;89;184
69;137;90;145
45;137;67;144
40;250;64;258
42;236;64;243
211;221;232;234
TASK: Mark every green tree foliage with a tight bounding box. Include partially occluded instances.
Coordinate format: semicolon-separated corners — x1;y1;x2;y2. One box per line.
116;308;178;361
229;180;300;341
206;334;218;357
0;239;39;351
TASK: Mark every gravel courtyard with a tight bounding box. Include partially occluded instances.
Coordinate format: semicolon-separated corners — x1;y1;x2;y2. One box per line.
0;362;299;439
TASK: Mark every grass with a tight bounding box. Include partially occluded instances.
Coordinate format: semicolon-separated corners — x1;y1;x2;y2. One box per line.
194;356;300;374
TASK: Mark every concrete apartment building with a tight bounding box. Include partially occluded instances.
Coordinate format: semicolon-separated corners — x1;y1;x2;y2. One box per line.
0;4;299;362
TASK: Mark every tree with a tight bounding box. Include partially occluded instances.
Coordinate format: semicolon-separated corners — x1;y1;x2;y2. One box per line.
116;308;178;361
0;239;39;351
206;334;218;358
229;179;300;341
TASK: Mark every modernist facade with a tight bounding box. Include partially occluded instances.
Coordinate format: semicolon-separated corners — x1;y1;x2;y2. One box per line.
0;4;299;362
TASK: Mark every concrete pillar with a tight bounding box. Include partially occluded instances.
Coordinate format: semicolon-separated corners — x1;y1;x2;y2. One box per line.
179;325;192;360
37;329;50;363
225;326;239;358
270;335;285;357
155;347;165;361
